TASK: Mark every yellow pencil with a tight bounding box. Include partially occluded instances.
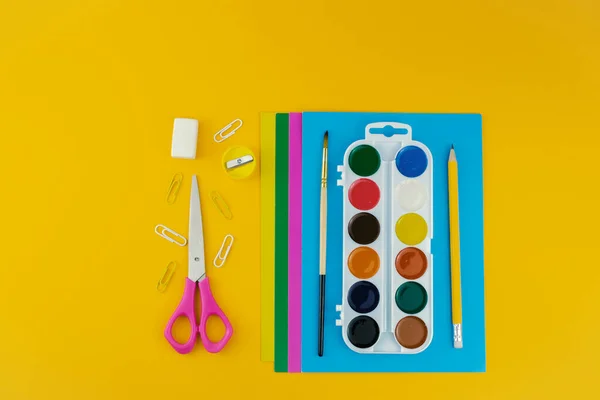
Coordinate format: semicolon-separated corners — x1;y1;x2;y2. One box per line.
448;145;463;349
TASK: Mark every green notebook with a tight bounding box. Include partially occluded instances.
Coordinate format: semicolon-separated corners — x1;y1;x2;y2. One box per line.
274;113;289;372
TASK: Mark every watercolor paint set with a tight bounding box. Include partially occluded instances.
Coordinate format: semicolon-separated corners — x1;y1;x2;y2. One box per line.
336;122;433;353
261;111;486;373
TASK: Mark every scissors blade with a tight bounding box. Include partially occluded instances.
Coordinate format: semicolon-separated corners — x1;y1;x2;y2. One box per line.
188;175;206;282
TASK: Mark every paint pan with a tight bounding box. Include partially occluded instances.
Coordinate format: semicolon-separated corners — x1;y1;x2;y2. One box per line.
347;316;380;349
348;247;380;279
395;247;427;280
336;122;433;354
348;281;380;313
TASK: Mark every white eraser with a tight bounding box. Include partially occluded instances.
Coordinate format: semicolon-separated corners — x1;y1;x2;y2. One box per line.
171;118;198;159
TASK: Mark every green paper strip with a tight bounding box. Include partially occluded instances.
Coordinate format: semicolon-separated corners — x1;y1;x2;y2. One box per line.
274;113;289;372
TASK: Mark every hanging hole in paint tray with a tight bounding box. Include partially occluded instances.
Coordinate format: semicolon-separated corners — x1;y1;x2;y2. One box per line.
369;125;409;137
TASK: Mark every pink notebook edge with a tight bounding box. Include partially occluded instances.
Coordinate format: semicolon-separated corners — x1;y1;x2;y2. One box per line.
288;112;302;373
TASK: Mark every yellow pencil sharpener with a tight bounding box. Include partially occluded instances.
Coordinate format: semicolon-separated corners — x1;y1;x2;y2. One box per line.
222;145;257;179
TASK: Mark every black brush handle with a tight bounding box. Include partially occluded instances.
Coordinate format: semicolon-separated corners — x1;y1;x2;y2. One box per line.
318;274;326;357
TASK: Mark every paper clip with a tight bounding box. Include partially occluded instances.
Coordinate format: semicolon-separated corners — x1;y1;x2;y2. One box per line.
166;173;183;205
210;191;233;220
157;261;177;292
214;118;243;143
155;224;187;246
213;234;234;268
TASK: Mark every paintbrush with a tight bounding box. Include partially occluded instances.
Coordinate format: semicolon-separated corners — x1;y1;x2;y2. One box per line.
318;131;328;357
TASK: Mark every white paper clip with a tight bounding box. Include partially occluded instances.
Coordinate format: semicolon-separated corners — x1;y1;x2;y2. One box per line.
214;119;243;143
213;234;234;268
155;224;187;246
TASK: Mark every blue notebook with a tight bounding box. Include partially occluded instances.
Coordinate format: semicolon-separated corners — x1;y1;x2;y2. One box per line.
301;112;485;372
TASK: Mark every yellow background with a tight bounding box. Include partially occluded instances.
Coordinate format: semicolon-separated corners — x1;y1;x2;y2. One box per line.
1;0;599;398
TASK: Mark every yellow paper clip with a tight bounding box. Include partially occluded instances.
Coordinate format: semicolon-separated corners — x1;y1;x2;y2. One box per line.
210;191;233;220
157;261;177;292
213;234;234;268
214;118;243;143
166;173;183;205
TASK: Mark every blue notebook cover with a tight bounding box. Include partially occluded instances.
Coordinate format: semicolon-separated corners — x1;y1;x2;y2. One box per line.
301;112;485;372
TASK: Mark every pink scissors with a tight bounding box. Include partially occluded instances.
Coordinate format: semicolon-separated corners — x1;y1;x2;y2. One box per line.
164;175;233;354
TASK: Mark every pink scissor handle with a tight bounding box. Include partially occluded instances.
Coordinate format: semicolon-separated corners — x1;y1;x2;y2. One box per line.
198;277;233;353
164;278;198;354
